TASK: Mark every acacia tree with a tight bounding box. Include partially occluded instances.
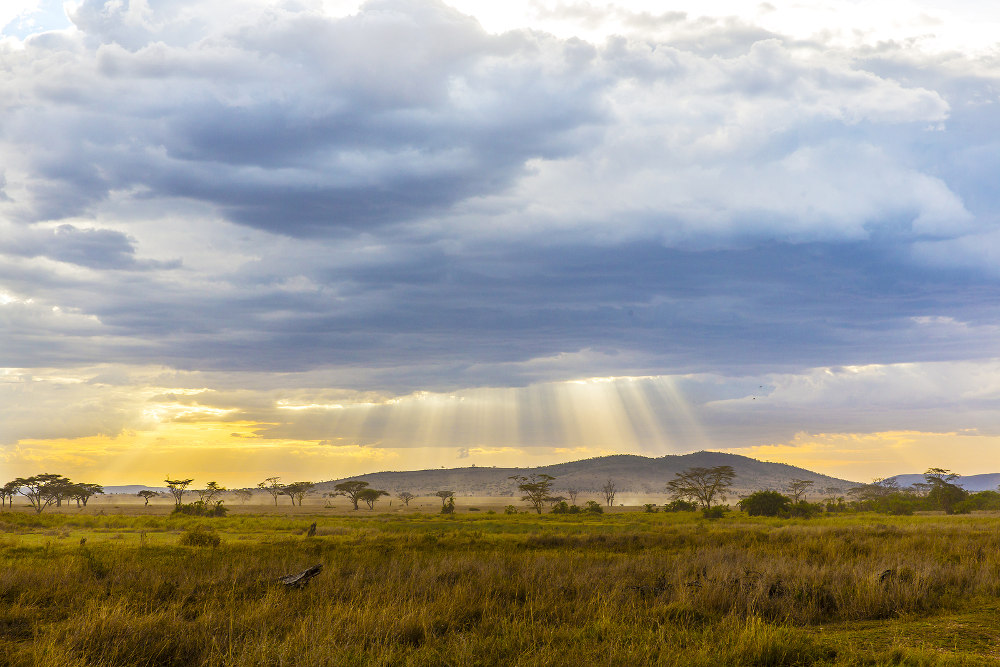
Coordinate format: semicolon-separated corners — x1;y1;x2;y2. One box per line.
283;481;315;506
197;481;226;505
164;477;195;506
510;474;557;514
924;468;968;514
787;479;814;502
1;480;19;509
334;480;370;510
435;490;455;508
257;477;285;505
12;474;70;514
566;487;580;505
602;479;617;507
137;490;159;505
397;491;415;506
666;466;736;509
358;488;389;510
71;482;104;507
234;489;253;504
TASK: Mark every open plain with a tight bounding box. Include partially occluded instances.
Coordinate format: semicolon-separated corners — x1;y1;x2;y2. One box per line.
4;501;1000;666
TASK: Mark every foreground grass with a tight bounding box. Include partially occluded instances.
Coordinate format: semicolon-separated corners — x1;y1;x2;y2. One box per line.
3;511;1000;665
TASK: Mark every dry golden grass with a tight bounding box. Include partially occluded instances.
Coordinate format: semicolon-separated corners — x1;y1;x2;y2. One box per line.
3;508;1000;665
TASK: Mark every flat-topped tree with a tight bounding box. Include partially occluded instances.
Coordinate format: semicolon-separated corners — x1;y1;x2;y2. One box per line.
666;466;736;509
164;477;194;506
12;474;70;514
358;488;389;510
435;490;455;508
333;480;369;510
283;481;315;506
71;483;103;507
510;474;557;514
258;477;285;505
137;490;159;505
0;480;19;509
397;491;414;506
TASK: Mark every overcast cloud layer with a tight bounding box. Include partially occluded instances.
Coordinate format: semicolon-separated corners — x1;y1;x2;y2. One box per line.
1;0;999;482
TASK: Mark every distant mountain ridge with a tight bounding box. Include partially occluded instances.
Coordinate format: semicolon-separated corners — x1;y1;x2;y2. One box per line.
314;451;860;498
888;473;1000;493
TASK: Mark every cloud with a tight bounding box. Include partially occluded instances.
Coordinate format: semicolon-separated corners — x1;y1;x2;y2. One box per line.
0;0;997;477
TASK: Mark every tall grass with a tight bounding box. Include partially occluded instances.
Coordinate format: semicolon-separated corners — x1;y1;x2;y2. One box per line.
3;511;1000;665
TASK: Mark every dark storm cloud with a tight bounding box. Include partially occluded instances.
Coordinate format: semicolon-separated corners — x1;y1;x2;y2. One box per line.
2;0;608;236
0;0;997;401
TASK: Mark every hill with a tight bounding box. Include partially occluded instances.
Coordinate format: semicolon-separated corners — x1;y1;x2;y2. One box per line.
314;451;858;500
889;473;1000;493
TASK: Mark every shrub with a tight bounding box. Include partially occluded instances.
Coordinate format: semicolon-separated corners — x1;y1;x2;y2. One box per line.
172;501;228;517
664;499;698;512
787;500;824;518
440;497;455;515
550;501;570;514
179;525;221;547
642;503;659;513
567;504;581;514
504;505;518;515
738;491;790;517
702;506;727;520
952;499;977;515
584;500;603;514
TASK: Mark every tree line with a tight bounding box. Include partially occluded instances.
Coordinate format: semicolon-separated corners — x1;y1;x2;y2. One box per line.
5;465;989;517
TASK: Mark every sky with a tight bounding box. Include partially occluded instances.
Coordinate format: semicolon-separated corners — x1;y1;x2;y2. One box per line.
1;0;999;487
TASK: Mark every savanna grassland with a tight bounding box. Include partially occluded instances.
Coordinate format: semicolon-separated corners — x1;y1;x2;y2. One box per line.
3;507;1000;666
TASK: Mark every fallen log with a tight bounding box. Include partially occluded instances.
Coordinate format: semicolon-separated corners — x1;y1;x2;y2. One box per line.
278;563;323;589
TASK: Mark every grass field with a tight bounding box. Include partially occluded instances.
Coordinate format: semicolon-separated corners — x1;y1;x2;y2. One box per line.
3;506;1000;666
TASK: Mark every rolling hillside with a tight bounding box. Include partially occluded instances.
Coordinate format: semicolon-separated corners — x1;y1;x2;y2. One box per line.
314;451;859;499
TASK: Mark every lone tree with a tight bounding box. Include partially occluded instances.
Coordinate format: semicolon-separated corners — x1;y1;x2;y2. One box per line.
924;468;968;514
787;479;814;502
283;481;315;506
258;477;285;505
397;491;415;506
333;480;370;510
602;479;617;507
435;490;455;508
358;488;389;510
566;487;580;505
12;474;71;514
234;489;253;504
137;490;159;505
164;477;195;506
666;465;736;509
510;474;557;514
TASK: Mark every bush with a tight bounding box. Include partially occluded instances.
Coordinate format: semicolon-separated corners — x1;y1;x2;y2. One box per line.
567;504;582;514
504;505;518;515
550;501;570;514
585;500;604;514
440;497;455;515
702;506;727;520
172;501;228;517
642;503;659;513
664;499;698;512
952;499;977;514
738;491;790;517
179;525;221;547
787;500;824;518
